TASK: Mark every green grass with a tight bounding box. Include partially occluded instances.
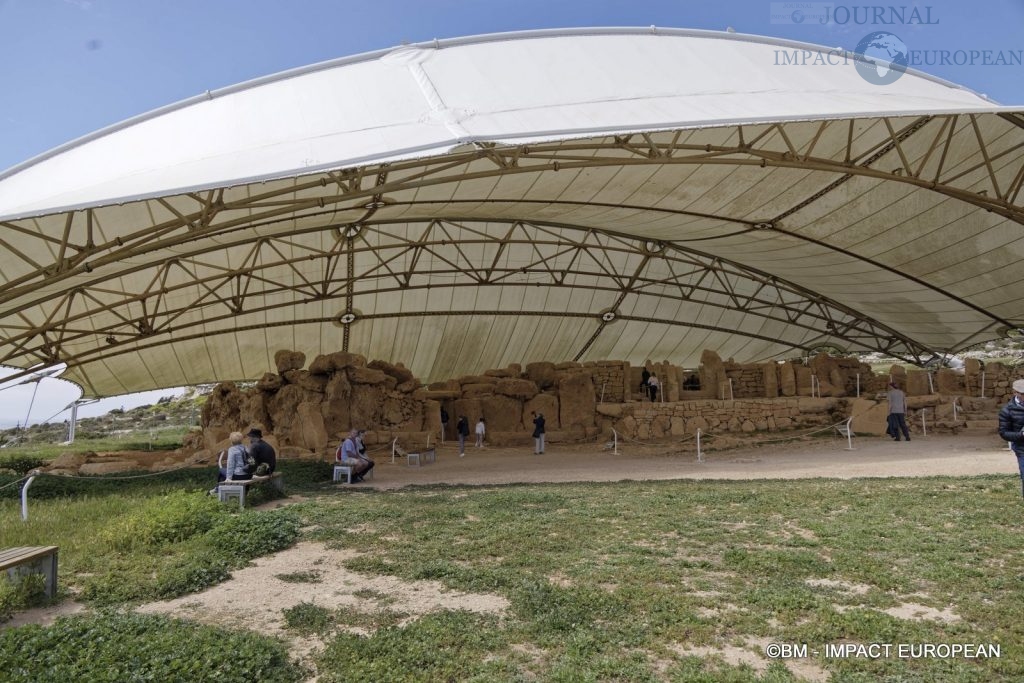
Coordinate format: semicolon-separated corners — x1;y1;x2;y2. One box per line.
3;473;1024;681
0;427;190;462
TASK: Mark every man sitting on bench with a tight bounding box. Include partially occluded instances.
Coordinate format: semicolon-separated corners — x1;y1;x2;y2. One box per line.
337;429;374;482
246;427;276;475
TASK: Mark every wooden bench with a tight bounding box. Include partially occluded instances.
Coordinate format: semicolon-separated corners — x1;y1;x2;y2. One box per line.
408;447;436;467
0;546;58;598
333;463;374;484
218;472;285;509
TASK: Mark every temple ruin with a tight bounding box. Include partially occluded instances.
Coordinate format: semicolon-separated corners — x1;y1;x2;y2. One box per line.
193;349;1024;462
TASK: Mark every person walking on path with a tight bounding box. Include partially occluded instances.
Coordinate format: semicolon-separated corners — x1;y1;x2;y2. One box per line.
531;411;546;454
998;379;1024;498
640;367;651;400
440;406;449;444
475;417;486;448
456;415;470;457
886;382;911;441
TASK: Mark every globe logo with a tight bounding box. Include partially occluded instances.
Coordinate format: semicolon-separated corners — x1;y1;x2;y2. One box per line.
854;31;909;85
791;9;805;23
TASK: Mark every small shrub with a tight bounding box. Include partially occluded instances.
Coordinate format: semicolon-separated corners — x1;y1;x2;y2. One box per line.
276;570;323;583
153;552;233;599
0;610;304;682
0;455;45;475
205;508;301;559
283;601;334;635
0;573;48;622
99;489;226;550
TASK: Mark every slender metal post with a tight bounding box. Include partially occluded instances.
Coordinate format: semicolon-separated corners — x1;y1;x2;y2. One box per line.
67;400;79;443
21;475;36;521
921;410;928;436
842;417;854;451
612;429;618;455
856;373;860;398
927;372;934;394
696;428;703;462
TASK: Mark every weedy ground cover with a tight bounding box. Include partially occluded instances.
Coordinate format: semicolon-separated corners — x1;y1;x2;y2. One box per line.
2;473;1023;681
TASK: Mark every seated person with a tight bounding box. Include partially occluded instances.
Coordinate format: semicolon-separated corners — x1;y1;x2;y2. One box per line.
216;431;253;490
246;427;276;474
336;428;374;482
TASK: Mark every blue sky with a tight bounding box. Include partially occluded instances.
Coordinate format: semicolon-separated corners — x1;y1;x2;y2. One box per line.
0;0;1021;427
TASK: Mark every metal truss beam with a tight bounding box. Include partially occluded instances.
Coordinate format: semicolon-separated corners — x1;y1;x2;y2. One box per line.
0;218;940;378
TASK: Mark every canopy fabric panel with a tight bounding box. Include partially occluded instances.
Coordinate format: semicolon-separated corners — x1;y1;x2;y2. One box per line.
0;28;1022;397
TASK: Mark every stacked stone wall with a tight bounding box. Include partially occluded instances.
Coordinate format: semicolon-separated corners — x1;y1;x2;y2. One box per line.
195;346;1022;462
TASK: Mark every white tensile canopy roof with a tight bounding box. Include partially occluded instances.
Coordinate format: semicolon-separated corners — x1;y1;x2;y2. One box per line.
1;27;1022;397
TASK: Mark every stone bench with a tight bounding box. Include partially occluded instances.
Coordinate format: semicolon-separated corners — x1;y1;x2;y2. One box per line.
333;463;374;484
218;472;284;509
407;447;436;467
0;546;58;598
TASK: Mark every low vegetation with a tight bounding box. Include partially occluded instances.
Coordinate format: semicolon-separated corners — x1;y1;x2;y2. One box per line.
4;468;1023;681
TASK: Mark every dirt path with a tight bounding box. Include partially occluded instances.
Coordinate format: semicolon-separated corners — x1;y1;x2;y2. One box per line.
354;432;1017;488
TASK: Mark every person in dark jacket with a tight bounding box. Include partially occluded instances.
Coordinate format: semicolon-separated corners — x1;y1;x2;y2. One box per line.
531;411;546;455
247;428;276;474
456;415;470;457
998;379;1024;498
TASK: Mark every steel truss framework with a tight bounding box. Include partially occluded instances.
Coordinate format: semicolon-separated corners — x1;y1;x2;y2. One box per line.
2;112;1023;392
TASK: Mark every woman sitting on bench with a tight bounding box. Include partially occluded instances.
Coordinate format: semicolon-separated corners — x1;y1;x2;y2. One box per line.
217;431;253;489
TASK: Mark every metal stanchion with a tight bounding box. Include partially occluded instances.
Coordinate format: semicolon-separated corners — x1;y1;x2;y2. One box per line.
21;475;36;522
696;429;703;462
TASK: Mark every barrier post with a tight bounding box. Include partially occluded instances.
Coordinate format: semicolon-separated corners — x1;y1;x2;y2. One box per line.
696;429;703;463
21;475;36;522
612;429;619;455
921;410;927;436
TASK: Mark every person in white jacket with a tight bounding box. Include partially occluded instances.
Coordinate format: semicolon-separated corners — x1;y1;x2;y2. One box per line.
475;417;486;447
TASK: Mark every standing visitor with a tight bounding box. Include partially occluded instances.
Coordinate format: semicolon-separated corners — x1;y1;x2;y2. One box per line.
475;417;486;448
531;411;546;454
440;406;449;444
456;415;470;457
998;379;1024;498
886;382;910;441
648;373;660;402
